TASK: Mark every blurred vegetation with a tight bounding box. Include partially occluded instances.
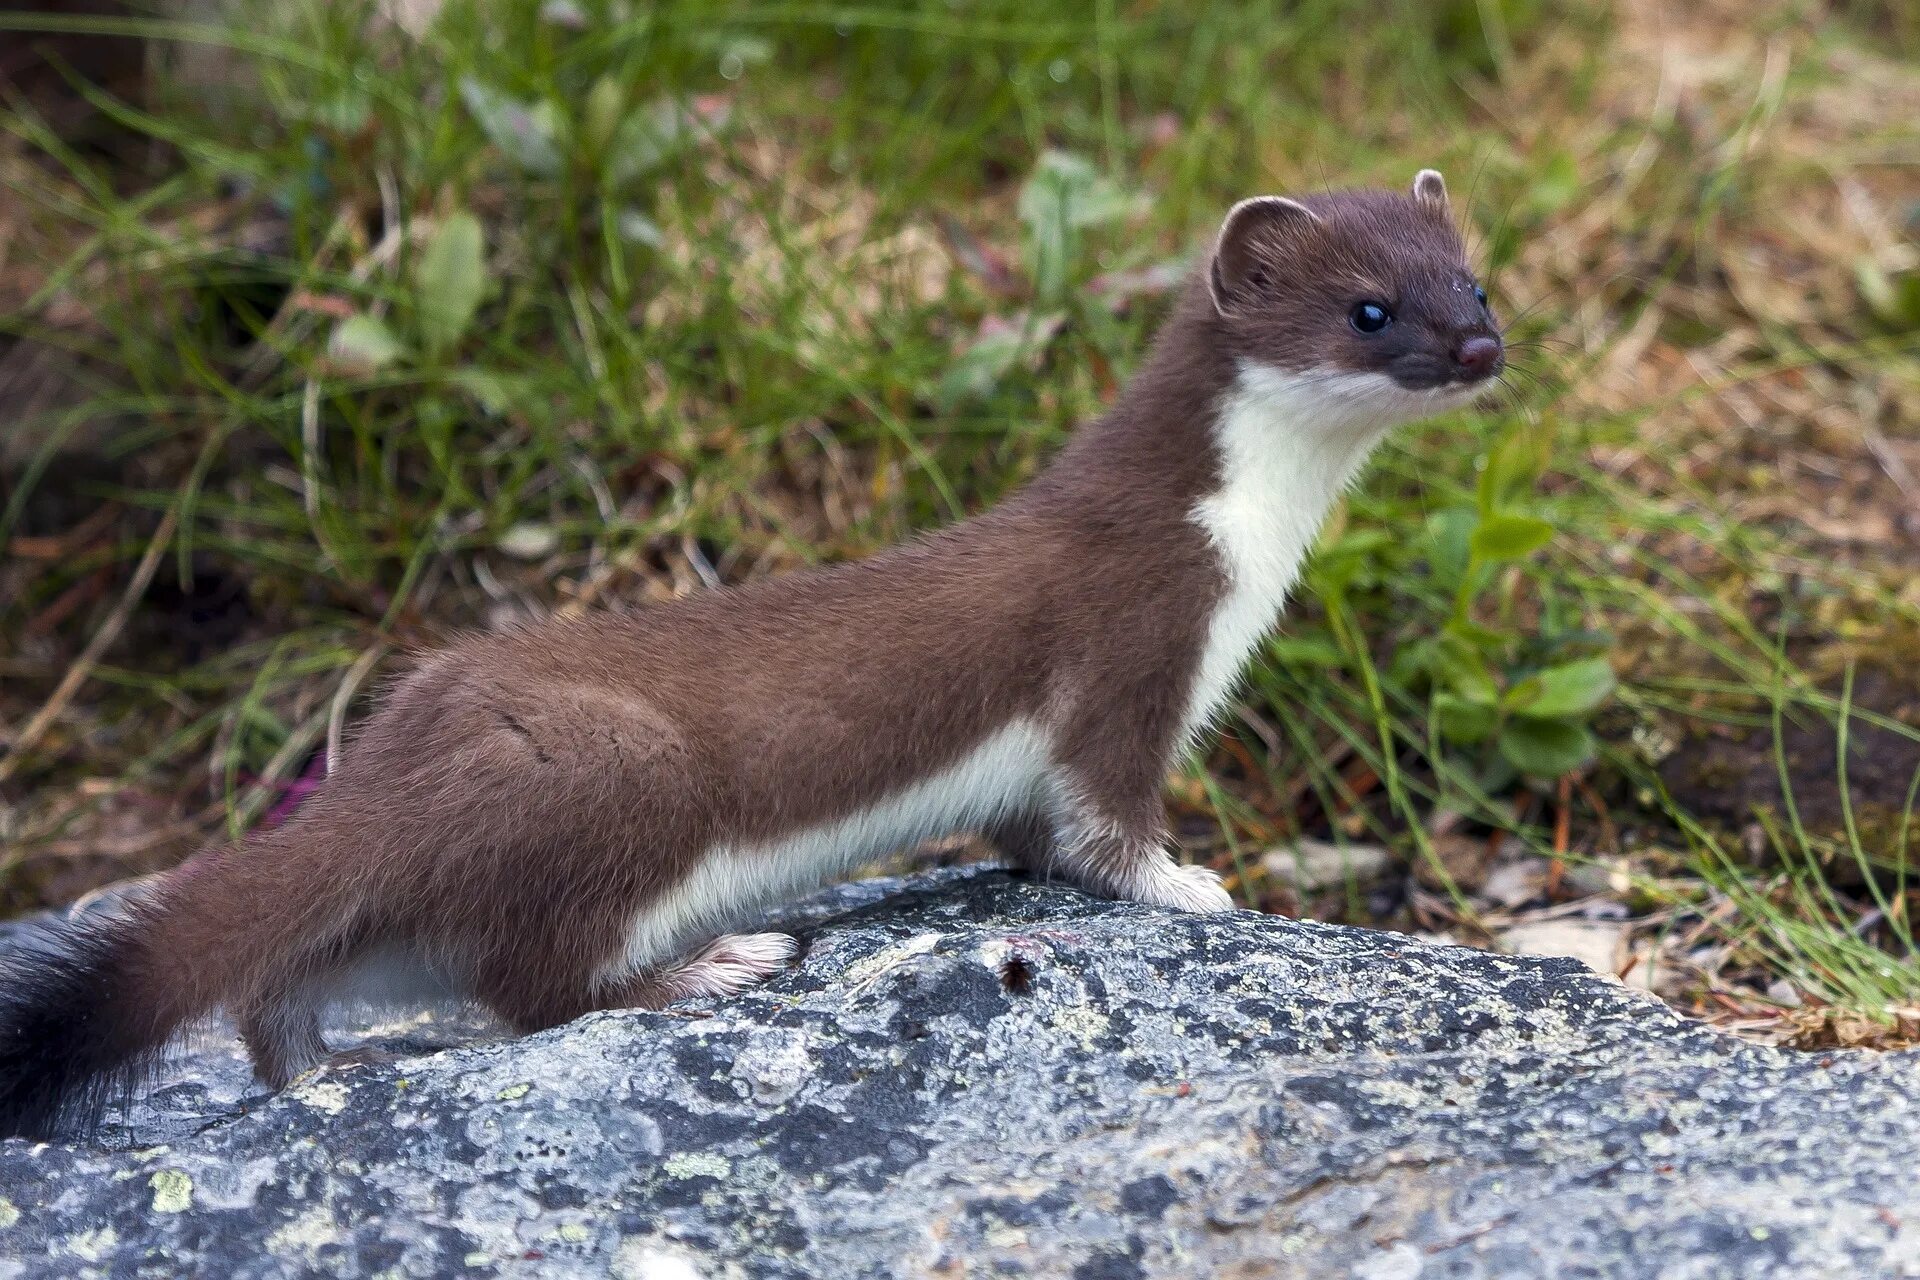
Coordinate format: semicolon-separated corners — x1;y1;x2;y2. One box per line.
3;0;1920;1040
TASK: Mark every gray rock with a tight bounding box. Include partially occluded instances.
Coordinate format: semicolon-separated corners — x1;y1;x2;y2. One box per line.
1;865;1917;1278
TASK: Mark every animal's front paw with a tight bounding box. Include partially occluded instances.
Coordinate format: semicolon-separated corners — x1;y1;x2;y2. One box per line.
1132;860;1235;914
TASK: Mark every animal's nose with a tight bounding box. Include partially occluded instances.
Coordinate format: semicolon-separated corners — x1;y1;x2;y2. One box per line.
1453;335;1503;380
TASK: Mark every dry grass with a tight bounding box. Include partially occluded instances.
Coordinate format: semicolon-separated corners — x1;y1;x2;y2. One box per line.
2;0;1919;1039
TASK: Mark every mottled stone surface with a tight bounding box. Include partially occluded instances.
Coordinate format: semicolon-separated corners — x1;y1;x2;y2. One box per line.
2;866;1918;1278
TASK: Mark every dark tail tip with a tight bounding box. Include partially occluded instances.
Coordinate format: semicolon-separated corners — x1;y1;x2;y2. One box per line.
0;916;162;1142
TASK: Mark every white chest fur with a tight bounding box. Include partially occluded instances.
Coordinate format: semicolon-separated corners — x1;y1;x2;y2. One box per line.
1182;364;1459;740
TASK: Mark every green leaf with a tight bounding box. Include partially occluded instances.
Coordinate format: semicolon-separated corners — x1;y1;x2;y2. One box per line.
1016;150;1140;232
1312;528;1394;594
935;327;1026;410
934;311;1065;410
1017;150;1141;306
1266;633;1346;668
1501;674;1543;713
1434;692;1497;744
326;314;405;375
616;210;666;248
1527;150;1581;217
1424;507;1475;589
581;75;627;157
451;369;539;418
606;98;718;188
1444;618;1508;652
1470;514;1554;561
459;79;563;177
1854;257;1920;333
1432;631;1500;705
1513;657;1617;720
414;211;487;358
1477;422;1551;515
1497;718;1596;778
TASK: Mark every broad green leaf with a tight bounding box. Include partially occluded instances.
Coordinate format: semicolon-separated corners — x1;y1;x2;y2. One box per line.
1540;627;1615;661
1527;150;1581;216
581;75;627;157
1016;150;1140;232
459;79;563;177
1387;637;1436;687
1470;514;1554;561
606;98;719;188
451;369;540;418
1434;692;1497;744
1513;657;1617;720
1017;151;1141;306
934;311;1064;410
1433;631;1500;705
1477;422;1550;515
1855;258;1920;333
326;314;405;374
1313;528;1394;594
1444;618;1508;652
1502;674;1543;713
1424;507;1475;589
1497;718;1596;778
616;210;666;248
935;327;1026;410
414;211;487;357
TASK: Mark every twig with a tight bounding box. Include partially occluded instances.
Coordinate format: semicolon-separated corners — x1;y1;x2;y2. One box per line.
1862;424;1918;505
1574;774;1619;851
5;502;121;559
1547;773;1571;897
0;507;179;785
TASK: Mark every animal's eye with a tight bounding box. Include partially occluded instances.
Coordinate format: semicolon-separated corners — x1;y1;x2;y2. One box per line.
1349;301;1392;334
1474;285;1490;309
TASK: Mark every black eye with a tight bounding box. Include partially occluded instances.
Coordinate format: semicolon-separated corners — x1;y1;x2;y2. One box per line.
1350;301;1392;334
1474;284;1490;309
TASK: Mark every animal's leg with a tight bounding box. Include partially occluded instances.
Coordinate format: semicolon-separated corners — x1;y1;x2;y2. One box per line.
983;808;1058;870
992;786;1229;912
1051;811;1235;913
238;990;329;1088
598;932;800;1009
1038;695;1235;914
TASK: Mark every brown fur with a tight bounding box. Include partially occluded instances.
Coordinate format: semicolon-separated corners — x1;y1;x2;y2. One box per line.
149;320;1234;1040
1211;179;1501;387
0;177;1502;1136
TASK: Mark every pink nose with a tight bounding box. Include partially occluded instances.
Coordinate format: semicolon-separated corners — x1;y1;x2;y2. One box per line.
1454;336;1502;378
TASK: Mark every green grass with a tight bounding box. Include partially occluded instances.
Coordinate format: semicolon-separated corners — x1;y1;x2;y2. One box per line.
4;0;1920;1032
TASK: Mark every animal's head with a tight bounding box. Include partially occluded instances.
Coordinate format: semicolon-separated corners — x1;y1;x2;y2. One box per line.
1205;171;1502;425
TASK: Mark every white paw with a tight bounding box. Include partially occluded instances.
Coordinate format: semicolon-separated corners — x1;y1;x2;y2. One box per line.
716;931;801;976
667;932;800;999
1134;861;1235;914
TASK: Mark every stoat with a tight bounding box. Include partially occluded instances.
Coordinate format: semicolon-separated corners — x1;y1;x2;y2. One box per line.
0;171;1502;1138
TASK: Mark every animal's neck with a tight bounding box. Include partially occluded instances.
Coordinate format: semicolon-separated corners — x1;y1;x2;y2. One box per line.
1181;363;1403;735
1197;363;1401;605
1008;291;1404;736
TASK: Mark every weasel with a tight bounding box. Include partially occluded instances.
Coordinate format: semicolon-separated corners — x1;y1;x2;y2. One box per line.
0;171;1502;1139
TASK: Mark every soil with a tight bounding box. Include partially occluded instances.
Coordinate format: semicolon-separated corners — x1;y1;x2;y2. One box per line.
1659;668;1920;870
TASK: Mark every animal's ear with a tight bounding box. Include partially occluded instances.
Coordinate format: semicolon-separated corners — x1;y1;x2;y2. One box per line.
1208;196;1320;316
1411;168;1449;208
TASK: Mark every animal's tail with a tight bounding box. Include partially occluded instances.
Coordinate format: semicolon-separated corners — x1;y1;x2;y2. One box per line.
0;835;340;1140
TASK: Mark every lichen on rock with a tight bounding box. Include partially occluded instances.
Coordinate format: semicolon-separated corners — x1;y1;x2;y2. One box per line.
1;865;1918;1278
